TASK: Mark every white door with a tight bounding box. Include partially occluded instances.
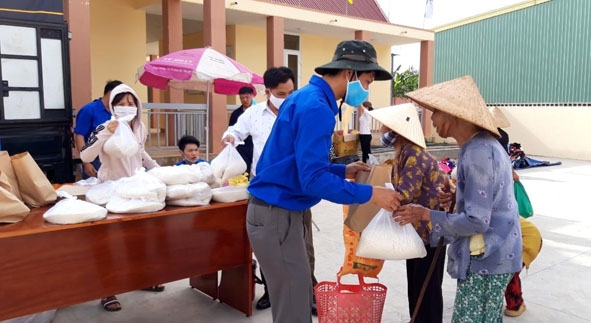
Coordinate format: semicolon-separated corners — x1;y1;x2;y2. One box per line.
0;23;65;121
284;49;301;89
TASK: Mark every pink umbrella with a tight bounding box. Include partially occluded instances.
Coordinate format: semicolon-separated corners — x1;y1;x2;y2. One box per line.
136;47;264;159
137;47;264;95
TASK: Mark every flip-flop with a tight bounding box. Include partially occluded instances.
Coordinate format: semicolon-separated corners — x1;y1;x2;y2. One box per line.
141;285;165;292
101;296;121;312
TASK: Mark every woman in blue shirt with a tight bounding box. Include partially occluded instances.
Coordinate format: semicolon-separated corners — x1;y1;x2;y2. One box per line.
396;76;523;323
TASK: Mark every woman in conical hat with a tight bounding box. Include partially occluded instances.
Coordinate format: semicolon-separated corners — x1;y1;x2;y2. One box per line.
369;103;448;322
394;76;523;322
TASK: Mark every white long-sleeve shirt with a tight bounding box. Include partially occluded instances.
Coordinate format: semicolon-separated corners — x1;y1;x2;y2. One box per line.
359;109;371;135
222;101;276;176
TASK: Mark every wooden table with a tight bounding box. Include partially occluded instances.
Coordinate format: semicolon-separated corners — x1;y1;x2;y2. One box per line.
0;201;252;321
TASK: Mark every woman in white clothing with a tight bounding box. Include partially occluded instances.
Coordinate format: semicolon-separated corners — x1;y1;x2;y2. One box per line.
358;101;373;163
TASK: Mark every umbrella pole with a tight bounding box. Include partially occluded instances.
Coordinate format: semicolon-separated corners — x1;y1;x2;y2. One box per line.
206;82;210;161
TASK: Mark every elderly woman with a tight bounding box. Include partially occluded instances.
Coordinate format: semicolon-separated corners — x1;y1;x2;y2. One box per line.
370;103;448;322
395;76;523;323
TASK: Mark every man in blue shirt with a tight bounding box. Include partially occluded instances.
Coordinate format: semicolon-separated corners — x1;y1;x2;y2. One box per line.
74;80;122;178
247;40;403;322
175;135;208;165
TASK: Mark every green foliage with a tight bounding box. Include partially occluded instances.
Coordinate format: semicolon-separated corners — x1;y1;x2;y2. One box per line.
392;65;419;98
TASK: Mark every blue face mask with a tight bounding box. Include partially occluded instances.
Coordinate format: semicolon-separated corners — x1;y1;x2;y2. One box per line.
344;77;369;107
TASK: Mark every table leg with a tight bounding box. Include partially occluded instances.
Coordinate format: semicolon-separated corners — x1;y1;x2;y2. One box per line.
190;273;218;300
218;263;252;317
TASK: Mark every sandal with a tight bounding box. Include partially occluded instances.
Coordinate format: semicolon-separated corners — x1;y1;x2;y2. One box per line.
101;296;121;312
141;285;165;292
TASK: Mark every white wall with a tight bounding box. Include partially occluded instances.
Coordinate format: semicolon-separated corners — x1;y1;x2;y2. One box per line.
499;106;591;161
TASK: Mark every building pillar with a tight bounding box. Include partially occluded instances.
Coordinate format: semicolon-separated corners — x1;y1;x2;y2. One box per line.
162;0;183;103
162;0;183;145
419;40;434;138
354;30;370;41
266;16;284;68
64;0;92;114
204;0;226;155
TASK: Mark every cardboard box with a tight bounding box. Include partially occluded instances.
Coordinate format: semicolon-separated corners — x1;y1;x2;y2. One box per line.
344;164;392;233
333;131;359;157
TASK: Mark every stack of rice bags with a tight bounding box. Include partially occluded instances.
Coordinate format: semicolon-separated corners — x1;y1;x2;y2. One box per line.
148;163;215;206
106;171;167;213
84;170;166;213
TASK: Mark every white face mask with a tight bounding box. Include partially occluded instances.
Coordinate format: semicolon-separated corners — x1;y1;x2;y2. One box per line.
268;93;286;110
113;105;137;122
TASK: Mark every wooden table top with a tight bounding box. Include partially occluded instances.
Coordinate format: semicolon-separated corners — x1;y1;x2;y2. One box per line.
0;200;248;238
0;200;252;320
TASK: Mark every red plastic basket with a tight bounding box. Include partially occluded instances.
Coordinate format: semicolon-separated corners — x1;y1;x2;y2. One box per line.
314;274;387;323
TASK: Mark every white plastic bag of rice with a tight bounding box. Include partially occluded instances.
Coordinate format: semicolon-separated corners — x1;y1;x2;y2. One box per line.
44;197;107;224
148;165;201;185
85;180;118;206
210;144;247;183
103;121;139;158
115;171;166;202
106;196;166;213
211;186;248;203
191;162;216;184
356;208;427;260
166;182;211;200
166;194;212;206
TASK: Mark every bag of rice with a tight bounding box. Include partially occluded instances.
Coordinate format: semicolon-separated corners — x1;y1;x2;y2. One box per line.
166;194;212;206
115;171;166;202
210;144;246;183
166;182;211;200
103;121;139;158
106;195;165;213
44;195;107;224
211;186;248;203
148;165;201;185
356;208;426;260
85;180;118;206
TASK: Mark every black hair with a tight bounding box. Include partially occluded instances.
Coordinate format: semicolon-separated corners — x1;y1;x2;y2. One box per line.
111;92;138;108
363;101;373;111
178;135;200;150
238;86;254;95
104;80;123;95
319;69;372;78
319;69;341;76
263;67;295;90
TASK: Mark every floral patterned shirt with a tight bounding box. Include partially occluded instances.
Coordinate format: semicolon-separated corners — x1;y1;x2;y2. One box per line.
429;132;523;280
392;143;447;245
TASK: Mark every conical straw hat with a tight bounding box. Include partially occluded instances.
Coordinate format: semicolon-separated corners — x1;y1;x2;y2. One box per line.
489;106;511;128
367;103;426;148
405;76;500;137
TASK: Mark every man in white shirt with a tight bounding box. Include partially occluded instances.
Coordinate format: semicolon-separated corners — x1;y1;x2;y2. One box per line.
228;86;255;175
222;67;293;178
222;67;318;315
358;101;373;163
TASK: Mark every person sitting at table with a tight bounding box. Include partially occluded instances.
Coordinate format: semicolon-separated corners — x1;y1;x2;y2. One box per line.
175;135;208;165
80;83;164;311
